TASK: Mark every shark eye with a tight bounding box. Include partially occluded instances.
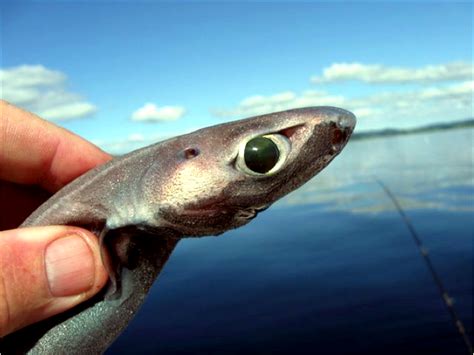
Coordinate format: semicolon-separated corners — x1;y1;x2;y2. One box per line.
236;134;291;176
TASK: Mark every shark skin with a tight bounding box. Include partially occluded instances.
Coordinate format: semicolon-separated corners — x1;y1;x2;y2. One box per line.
0;107;356;354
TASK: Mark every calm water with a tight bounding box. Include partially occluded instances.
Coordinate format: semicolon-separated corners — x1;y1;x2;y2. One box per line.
108;128;473;355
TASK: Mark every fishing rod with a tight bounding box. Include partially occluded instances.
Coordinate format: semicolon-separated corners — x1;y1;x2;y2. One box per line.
375;178;473;355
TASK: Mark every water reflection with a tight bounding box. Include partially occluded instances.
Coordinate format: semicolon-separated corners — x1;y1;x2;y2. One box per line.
279;128;474;213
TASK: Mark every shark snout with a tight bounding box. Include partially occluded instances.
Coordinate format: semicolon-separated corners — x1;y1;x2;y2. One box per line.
320;107;356;148
301;106;356;132
324;107;357;131
297;107;356;153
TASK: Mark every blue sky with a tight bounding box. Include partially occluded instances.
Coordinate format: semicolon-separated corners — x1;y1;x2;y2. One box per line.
1;1;472;153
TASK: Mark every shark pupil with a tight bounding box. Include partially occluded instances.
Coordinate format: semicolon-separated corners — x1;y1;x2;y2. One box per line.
244;137;280;174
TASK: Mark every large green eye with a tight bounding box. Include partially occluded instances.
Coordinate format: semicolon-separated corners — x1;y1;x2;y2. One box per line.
244;137;280;174
236;134;291;176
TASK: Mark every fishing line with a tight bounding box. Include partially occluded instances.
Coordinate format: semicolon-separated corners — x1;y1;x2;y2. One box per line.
375;178;473;355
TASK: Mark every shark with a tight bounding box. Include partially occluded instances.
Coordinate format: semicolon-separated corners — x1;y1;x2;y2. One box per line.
0;106;356;354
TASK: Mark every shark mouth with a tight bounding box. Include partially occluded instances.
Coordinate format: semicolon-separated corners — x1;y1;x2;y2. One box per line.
236;204;271;221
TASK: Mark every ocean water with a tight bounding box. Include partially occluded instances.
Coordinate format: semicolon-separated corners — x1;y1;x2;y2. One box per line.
107;128;473;355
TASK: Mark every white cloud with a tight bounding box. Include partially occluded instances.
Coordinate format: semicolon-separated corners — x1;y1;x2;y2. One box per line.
97;131;177;154
240;91;296;108
345;81;473;130
128;133;145;142
131;103;186;122
0;64;97;120
0;64;66;88
311;61;473;84
417;80;473;100
211;90;345;118
349;80;473;107
210;80;473;131
38;102;97;121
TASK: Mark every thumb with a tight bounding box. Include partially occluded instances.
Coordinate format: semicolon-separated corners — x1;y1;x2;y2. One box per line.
0;226;109;336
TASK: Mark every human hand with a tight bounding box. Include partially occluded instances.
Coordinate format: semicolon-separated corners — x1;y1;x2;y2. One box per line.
0;100;111;336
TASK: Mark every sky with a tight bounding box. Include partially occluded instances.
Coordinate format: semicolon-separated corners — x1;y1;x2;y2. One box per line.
1;1;472;153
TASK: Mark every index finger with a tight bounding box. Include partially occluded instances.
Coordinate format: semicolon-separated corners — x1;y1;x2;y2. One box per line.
0;100;112;192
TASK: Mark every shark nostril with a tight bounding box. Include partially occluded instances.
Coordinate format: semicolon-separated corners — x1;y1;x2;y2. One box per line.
331;124;349;145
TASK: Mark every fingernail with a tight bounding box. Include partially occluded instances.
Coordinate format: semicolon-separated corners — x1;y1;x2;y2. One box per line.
45;234;95;297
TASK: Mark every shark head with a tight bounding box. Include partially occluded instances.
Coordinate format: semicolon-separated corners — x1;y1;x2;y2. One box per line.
147;106;356;236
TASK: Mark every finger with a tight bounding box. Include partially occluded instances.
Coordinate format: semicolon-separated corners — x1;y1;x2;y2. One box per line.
0;226;109;336
0;100;112;192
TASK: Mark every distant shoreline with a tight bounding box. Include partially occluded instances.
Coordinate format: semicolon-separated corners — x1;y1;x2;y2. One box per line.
352;118;474;141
